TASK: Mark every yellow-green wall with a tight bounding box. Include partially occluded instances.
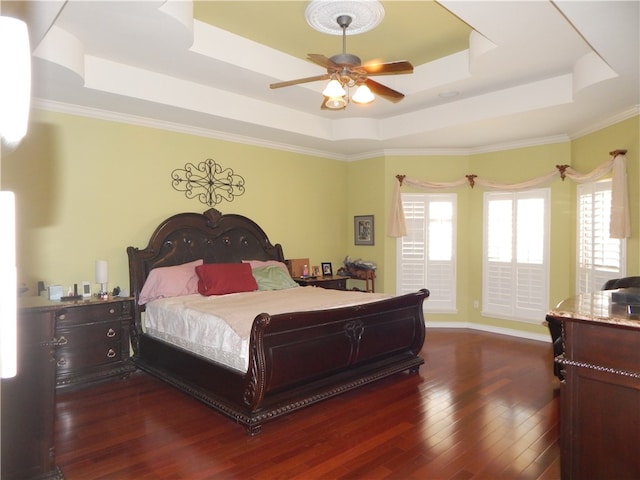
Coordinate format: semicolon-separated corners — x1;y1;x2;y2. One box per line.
1;109;349;294
570;117;640;281
2;108;638;339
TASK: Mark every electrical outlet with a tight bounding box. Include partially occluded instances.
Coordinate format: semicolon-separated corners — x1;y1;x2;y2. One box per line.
473;300;479;309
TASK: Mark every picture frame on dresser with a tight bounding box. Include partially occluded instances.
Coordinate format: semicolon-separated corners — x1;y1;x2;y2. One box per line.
354;215;374;245
321;262;333;276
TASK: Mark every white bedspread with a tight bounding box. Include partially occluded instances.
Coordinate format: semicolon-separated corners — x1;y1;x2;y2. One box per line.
144;286;391;373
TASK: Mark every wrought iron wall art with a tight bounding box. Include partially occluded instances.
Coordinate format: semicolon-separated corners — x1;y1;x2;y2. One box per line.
171;158;245;207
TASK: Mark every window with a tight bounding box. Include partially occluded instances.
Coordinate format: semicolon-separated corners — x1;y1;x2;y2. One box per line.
397;193;457;312
577;180;626;293
483;189;549;322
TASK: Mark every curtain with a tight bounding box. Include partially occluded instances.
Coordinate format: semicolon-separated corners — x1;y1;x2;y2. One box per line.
388;153;629;239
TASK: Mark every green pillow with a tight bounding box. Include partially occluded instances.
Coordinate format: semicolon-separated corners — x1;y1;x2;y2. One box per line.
252;265;299;291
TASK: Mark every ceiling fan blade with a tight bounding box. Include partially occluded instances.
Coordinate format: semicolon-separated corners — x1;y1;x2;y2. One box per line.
270;74;330;89
365;79;405;103
307;54;340;70
362;60;414;76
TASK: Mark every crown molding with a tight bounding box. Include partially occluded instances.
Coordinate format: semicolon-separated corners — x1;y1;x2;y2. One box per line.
33;98;638;162
569;105;640;140
31;98;350;162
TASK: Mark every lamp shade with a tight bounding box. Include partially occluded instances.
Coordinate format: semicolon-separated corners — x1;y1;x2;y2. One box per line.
95;260;108;284
325;96;347;109
352;84;375;104
0;16;31;146
322;79;346;98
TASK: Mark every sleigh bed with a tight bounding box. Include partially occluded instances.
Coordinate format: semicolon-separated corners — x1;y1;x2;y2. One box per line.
127;209;429;434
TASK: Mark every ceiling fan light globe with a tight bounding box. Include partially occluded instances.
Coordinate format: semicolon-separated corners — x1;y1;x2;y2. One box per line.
325;96;347;109
352;84;375;104
322;79;346;97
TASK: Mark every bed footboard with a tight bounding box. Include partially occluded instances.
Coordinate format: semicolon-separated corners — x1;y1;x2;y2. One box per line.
240;288;429;433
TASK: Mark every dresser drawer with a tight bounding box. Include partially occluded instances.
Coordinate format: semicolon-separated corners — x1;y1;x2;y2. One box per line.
57;320;122;349
56;341;122;373
56;300;131;326
294;276;348;290
319;278;347;290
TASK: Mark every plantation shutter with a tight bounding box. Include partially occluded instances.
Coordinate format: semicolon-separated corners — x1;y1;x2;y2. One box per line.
577;180;625;293
483;189;549;322
397;193;456;312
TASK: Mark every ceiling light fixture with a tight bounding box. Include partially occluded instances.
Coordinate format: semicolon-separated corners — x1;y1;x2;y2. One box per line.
319;15;377;109
271;0;413;110
306;1;386;109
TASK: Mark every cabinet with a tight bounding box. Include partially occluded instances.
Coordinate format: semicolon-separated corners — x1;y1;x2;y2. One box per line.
1;307;62;479
54;297;135;388
548;290;640;480
294;275;347;290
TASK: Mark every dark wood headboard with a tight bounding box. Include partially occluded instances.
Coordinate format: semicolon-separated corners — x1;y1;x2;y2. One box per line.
127;208;285;341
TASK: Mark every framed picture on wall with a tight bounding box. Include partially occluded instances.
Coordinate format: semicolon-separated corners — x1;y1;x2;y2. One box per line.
354;215;374;246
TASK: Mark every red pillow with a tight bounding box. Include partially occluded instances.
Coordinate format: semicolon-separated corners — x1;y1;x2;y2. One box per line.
195;263;258;296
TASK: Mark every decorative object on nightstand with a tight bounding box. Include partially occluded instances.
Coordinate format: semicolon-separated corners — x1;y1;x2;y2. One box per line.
95;259;108;297
339;256;377;292
321;262;333;276
285;258;310;278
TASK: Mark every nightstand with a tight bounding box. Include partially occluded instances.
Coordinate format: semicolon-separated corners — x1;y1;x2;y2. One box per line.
53;296;136;388
294;275;348;290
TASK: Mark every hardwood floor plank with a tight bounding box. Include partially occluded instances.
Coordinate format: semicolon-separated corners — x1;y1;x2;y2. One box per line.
55;328;560;479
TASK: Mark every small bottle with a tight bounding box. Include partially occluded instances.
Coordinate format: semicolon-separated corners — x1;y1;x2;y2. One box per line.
303;265;309;277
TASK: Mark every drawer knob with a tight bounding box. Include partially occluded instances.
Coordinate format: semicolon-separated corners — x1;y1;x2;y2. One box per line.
109;308;115;315
57;357;67;367
56;336;68;345
106;328;116;338
58;314;66;321
107;348;116;358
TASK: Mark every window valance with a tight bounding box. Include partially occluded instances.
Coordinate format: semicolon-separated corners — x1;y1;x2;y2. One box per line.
388;151;629;239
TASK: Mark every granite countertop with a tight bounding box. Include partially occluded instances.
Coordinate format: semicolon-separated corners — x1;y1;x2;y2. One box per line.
548;288;640;329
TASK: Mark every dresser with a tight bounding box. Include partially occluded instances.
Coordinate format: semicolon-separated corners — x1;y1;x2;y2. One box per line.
1;296;135;479
53;296;135;388
547;290;640;480
294;275;348;290
13;296;135;388
1;302;62;479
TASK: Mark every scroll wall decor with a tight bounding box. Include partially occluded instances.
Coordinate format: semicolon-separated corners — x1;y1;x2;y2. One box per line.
171;158;245;207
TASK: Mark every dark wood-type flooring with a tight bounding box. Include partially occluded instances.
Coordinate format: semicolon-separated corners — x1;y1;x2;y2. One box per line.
55;329;560;479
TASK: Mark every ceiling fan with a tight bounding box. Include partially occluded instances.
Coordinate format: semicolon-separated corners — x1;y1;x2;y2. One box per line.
269;14;413;110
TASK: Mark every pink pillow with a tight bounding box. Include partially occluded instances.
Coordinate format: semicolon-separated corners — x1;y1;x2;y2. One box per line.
139;259;203;305
243;259;289;273
196;263;258;296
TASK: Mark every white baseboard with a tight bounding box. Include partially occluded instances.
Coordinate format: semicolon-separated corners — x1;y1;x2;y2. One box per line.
426;321;551;343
